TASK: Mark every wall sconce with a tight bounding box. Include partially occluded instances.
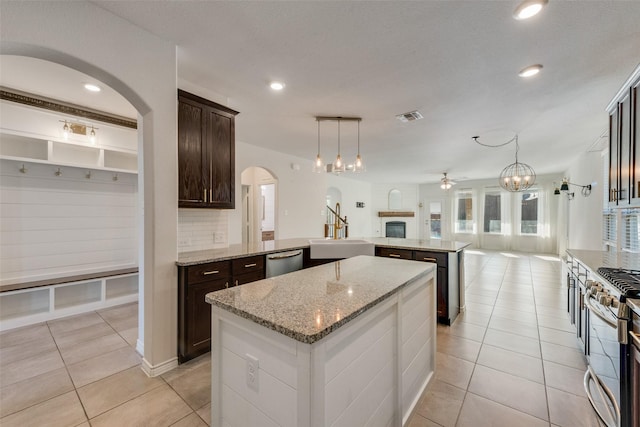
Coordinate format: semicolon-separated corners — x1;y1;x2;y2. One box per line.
60;120;98;144
555;178;592;199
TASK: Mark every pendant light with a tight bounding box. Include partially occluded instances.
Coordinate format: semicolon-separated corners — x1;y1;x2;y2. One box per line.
498;135;536;192
473;134;536;192
332;118;345;174
353;119;365;173
313;119;324;173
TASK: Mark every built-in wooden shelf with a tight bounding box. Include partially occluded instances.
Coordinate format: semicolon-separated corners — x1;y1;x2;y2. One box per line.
378;211;415;217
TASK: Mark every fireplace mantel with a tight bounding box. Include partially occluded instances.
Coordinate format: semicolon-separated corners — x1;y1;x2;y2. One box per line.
378;211;415;217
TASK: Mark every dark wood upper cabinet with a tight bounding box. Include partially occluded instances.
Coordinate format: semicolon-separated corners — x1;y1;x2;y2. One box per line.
608;67;640;207
178;90;238;209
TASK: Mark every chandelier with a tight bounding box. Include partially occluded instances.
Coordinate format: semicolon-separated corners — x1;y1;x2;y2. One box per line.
473;134;536;192
313;116;364;174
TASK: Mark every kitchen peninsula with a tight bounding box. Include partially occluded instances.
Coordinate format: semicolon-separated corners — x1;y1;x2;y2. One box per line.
205;255;436;427
177;237;468;362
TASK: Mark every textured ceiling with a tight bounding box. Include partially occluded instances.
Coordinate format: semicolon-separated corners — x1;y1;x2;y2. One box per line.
4;1;640;184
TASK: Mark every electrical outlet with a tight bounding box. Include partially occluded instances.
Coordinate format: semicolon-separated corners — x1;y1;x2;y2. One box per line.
246;354;259;392
214;232;226;243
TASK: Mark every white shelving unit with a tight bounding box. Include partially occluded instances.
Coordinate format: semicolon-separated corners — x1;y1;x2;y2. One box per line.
0;132;137;174
0;272;138;331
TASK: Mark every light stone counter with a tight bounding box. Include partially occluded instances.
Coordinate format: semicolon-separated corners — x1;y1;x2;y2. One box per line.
367;237;470;252
207;255;436;427
178;237;469;266
177;238;312;266
566;249;640;273
205;255;434;344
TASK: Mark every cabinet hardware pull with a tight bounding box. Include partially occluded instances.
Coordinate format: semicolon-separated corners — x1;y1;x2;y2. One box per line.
244;263;257;268
203;270;219;275
422;257;437;262
268;250;302;260
225;282;229;288
203;189;207;203
389;254;401;258
235;280;239;286
210;189;213;203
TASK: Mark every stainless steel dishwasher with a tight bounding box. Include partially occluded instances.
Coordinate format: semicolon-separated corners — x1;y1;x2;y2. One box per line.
265;250;303;278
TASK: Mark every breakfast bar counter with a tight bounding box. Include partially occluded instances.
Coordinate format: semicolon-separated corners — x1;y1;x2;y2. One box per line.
206;255;436;427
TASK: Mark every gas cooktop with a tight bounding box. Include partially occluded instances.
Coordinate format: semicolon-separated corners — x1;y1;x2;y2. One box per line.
597;267;640;297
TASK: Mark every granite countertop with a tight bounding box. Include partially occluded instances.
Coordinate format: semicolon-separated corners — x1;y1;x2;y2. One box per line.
177;238;312;266
367;237;470;252
566;249;640;272
205;255;434;344
178;237;469;266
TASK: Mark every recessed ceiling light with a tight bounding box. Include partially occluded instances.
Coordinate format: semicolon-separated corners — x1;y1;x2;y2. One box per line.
518;64;543;78
84;83;101;92
513;0;548;20
270;81;285;91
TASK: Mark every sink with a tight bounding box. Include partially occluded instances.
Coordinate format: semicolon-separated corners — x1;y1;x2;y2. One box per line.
309;239;375;259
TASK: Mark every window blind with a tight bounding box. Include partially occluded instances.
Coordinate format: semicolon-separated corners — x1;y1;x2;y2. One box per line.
621;208;640;253
603;210;617;246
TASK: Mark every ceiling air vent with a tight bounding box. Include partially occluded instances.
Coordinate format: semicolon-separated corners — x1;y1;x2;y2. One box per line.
396;110;423;123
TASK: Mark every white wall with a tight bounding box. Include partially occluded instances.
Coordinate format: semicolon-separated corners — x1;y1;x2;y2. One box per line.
1;1;178;374
372;183;420;238
326;174;372;238
563;150;605;251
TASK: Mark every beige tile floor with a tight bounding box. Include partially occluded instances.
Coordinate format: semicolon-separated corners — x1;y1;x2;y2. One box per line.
0;250;602;426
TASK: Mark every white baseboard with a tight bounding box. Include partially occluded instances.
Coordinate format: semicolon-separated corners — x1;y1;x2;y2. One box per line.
141;356;178;377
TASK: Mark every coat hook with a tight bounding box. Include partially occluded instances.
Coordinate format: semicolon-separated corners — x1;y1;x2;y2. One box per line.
112;173;118;181
55;168;62;176
19;164;27;174
85;171;92;179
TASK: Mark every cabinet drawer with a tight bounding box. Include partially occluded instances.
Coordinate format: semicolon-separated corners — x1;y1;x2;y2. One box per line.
375;247;413;260
232;255;265;276
414;251;448;267
187;261;231;285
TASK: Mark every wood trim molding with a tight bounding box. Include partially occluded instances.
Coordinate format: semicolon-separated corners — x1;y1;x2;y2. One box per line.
0;86;138;129
378;211;415;217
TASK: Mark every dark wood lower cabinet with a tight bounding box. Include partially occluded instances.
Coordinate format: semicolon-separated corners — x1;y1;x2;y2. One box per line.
376;247;459;325
178;255;266;363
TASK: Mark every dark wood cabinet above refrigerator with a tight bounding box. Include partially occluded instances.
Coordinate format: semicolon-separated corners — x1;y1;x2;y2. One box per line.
178;89;238;209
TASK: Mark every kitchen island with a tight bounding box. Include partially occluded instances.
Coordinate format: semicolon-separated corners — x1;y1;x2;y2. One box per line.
205;255;436;427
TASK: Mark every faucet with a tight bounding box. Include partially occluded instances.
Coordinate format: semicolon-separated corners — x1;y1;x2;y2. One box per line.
334;202;342;239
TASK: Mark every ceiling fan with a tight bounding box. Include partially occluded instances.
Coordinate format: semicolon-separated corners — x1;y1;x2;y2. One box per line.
440;172;457;190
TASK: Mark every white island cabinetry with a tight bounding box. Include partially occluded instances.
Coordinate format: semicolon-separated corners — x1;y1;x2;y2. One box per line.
207;255;436;427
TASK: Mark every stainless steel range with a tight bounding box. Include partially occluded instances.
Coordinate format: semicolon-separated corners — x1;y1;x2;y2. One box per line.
583;267;640;427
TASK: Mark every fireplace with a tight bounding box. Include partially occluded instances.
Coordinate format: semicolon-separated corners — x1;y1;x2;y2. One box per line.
385;221;406;238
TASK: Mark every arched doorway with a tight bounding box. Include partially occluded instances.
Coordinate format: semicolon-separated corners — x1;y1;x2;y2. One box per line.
241;166;278;244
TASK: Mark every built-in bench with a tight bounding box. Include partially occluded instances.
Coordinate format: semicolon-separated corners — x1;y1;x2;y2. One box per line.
0;268;139;331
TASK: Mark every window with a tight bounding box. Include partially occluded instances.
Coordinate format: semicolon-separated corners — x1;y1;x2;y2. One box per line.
603;209;617;249
455;191;474;233
429;202;442;239
483;192;502;233
520;191;539;234
622;208;640;253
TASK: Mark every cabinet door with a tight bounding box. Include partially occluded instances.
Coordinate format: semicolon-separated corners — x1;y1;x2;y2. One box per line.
206;107;235;208
620;92;632;204
184;278;228;361
633;83;639;203
610;109;620;204
178;96;208;206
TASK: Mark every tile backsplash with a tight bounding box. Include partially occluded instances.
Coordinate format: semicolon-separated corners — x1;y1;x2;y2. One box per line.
178;209;228;252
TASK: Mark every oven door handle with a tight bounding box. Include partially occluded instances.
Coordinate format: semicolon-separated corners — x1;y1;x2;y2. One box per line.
583;365;620;427
584;291;617;329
